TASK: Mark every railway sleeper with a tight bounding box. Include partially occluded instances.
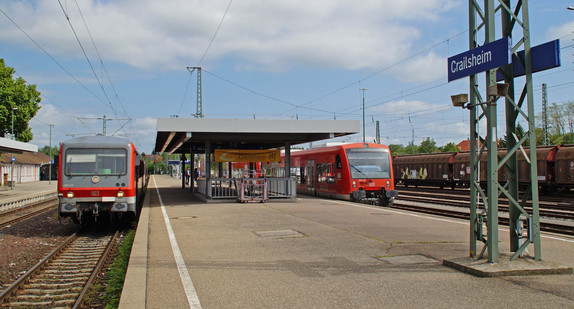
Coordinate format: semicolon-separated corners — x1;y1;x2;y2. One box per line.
14;291;82;299
2;300;56;308
25;282;78;289
49;262;95;268
29;277;87;284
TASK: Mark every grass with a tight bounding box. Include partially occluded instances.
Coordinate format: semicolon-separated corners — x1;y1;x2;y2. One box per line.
102;228;136;308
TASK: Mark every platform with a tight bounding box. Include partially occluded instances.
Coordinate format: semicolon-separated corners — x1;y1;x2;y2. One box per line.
120;175;574;308
0;180;57;213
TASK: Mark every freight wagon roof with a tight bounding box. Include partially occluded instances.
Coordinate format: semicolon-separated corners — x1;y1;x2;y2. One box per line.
393;152;456;164
154;118;360;154
555;145;574;160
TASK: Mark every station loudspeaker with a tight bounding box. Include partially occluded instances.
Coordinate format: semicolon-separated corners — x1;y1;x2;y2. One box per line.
487;83;509;98
451;94;469;107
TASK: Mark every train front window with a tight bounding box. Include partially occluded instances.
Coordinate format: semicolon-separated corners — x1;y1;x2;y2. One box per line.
65;148;127;176
346;148;391;179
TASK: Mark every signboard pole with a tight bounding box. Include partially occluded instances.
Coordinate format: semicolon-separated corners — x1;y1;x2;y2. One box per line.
464;0;543;263
467;0;478;259
484;0;500;264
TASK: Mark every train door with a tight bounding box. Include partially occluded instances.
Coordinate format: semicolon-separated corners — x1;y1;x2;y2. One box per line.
306;160;315;194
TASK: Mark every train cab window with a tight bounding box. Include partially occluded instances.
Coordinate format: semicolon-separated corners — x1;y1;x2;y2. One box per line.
346;148;391;179
65;148;127;176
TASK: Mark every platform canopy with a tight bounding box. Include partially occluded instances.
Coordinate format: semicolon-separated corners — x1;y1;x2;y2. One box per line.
0;137;38;153
154;118;359;154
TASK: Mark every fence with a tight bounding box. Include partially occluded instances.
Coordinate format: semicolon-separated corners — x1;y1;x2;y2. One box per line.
0;191;57;212
196;177;296;200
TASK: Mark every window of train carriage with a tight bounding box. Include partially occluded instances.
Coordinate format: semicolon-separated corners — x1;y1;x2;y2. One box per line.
316;163;335;183
65;148;127;176
300;167;306;184
346;148;391;179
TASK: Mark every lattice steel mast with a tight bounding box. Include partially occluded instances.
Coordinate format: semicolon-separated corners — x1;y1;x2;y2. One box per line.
468;0;541;263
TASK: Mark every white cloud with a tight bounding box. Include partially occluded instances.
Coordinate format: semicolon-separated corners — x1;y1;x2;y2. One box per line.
29;105;157;152
389;52;446;83
546;20;574;40
370;99;445;116
0;0;459;75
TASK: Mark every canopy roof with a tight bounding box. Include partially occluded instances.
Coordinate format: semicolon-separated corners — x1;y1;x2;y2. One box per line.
0;137;38;154
154;118;359;154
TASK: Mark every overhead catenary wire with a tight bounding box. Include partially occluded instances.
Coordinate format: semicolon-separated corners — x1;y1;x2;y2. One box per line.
177;0;233;117
0;7;108;107
57;0;116;111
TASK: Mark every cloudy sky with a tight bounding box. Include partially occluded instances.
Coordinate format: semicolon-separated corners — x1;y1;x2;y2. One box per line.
0;0;572;153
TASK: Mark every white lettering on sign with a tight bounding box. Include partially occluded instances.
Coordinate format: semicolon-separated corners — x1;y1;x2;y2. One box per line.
450;50;493;74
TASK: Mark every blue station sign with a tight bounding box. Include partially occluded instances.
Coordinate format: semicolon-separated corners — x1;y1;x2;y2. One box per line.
448;36;511;82
496;39;561;81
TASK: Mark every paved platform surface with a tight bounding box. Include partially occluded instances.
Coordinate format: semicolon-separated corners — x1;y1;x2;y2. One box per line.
0;180;56;198
120;175;574;308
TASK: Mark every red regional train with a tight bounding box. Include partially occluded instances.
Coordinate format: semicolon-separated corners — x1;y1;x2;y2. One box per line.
393;144;574;191
57;135;147;225
281;143;398;206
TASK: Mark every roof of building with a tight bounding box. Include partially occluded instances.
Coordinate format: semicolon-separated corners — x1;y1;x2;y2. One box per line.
0;137;38;153
1;151;50;165
456;139;483;152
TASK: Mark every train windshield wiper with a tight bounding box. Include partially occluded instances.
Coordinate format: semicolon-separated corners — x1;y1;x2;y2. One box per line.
348;163;373;182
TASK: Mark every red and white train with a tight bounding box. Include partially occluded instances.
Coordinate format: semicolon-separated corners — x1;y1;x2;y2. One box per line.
57;135;146;225
274;143;398;206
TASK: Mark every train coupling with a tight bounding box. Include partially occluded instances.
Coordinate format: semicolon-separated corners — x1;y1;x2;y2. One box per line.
386;190;398;198
93;203;99;216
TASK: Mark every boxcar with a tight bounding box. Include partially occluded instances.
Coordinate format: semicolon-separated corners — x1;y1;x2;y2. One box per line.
555;145;574;190
393;152;456;189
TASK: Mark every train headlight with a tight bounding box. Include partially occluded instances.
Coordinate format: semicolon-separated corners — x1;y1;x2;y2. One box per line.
352;181;357;188
117;191;124;198
66;191;74;198
386;180;390;186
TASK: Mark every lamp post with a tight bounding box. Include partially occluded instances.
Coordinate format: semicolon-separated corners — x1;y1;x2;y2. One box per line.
11;107;17;140
48;124;54;184
359;88;368;143
10;107;17;190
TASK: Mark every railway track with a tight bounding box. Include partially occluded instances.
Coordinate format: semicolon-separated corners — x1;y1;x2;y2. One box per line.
392;187;574;236
0;198;57;229
0;231;119;308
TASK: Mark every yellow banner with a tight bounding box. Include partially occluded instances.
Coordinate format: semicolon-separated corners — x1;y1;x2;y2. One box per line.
214;149;281;163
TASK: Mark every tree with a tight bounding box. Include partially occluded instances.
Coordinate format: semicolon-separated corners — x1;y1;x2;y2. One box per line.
0;59;41;142
418;137;437;153
388;144;405;156
439;142;460;152
39;145;60;158
500;123;528;148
